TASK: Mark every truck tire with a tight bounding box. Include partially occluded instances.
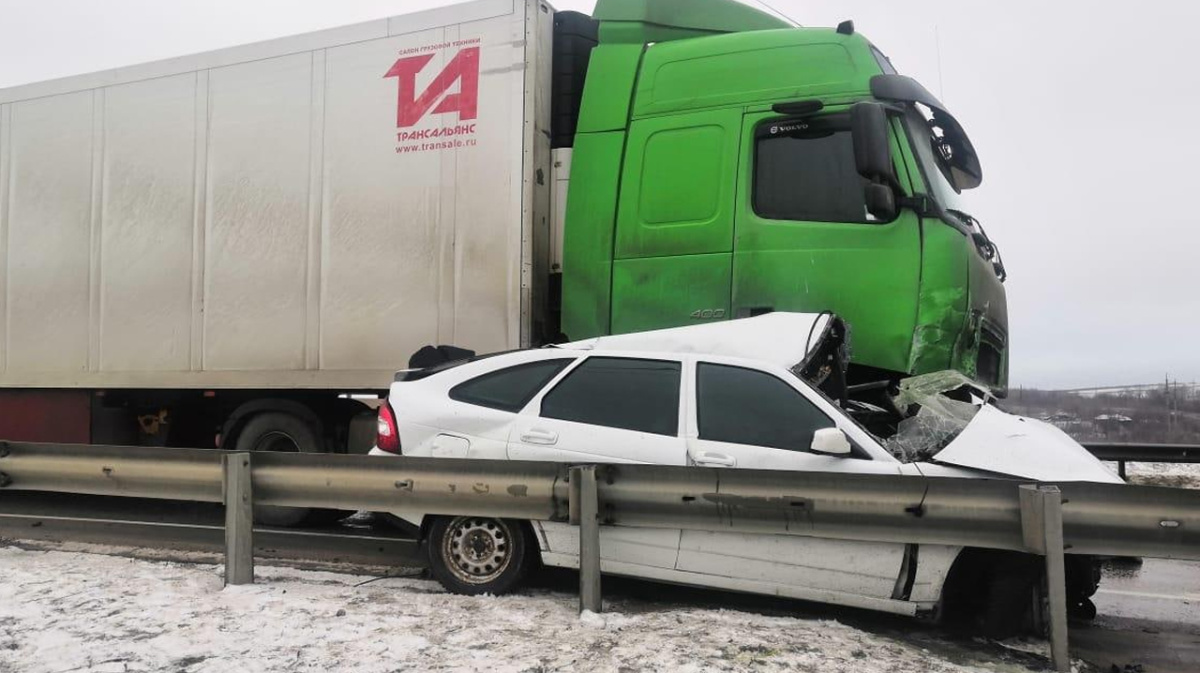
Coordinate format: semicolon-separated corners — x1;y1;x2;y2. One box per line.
234;412;321;527
426;516;531;595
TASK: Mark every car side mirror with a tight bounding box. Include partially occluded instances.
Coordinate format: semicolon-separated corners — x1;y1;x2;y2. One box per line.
810;428;853;456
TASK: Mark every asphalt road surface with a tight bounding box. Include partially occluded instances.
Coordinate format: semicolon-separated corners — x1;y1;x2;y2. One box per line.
1;491;1196;672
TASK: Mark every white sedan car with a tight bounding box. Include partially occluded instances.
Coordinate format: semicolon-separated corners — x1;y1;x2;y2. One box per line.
371;313;1120;635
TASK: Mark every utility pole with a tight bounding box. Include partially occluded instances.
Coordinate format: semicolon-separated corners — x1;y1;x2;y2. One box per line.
1165;374;1172;438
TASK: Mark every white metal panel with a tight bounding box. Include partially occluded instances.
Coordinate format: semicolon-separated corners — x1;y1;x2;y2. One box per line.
0;0;540;389
305;52;327;371
539;522;682;570
676;532;907;599
189;71;210;373
320;26;446;371
204;53;313;371
6;91;94;373
524;0;555;346
99;74;196;372
932;406;1124;483
320;9;527;369
451;6;530;353
0;103;10;374
536;549;919;616
0;1;519;106
387;0;516;36
562;312;832;368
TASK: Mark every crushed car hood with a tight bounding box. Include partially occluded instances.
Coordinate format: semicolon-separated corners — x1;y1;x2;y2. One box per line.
931;405;1123;484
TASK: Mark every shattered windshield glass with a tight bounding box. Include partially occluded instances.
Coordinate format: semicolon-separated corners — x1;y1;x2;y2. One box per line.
883;371;994;462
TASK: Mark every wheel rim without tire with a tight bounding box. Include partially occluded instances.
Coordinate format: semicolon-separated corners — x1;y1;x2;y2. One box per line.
442;517;514;585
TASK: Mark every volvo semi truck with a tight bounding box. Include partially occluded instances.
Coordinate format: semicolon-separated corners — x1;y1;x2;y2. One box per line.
0;0;1006;457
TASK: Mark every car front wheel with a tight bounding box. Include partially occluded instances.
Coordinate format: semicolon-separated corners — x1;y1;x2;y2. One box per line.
426;516;532;595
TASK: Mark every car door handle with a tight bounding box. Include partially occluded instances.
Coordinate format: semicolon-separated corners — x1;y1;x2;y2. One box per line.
692;451;736;467
520;428;559;446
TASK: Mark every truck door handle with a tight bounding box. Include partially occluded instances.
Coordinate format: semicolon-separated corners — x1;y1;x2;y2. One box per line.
520;428;559;446
692;451;736;467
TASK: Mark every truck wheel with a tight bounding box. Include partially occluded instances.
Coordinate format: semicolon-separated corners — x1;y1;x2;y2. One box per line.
427;516;531;595
234;412;320;527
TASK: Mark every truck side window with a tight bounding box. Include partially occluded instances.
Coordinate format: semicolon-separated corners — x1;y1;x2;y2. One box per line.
541;357;681;436
697;363;834;451
753;123;874;224
450;359;573;413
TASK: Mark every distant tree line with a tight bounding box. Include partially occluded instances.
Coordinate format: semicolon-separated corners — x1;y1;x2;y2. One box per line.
1003;383;1200;444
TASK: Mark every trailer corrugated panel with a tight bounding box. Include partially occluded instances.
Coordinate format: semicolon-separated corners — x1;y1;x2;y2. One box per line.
0;0;551;391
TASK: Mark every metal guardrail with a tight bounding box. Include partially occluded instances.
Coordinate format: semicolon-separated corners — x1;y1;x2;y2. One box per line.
1082;442;1200;479
3;440;1200;672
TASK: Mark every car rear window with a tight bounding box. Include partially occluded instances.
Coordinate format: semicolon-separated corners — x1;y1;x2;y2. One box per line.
540;357;681;436
449;359;573;413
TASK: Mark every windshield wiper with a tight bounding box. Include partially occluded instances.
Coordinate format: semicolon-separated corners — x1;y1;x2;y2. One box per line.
947;209;1007;282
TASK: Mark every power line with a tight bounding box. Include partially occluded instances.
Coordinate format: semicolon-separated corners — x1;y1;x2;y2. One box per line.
751;0;801;27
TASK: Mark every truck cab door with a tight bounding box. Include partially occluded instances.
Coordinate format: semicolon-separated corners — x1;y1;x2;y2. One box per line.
608;109;741;334
731;110;922;376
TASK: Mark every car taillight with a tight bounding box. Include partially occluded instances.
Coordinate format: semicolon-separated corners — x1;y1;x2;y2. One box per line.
376;403;401;454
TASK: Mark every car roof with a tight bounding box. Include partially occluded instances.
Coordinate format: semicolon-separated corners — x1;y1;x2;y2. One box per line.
555;312;832;371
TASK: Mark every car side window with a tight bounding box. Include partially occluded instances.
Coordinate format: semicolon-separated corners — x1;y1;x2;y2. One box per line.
449;359;573;413
696;363;835;451
540;357;681;436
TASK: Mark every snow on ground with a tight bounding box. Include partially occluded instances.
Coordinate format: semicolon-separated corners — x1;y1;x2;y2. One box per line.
1105;461;1200;489
0;545;1041;673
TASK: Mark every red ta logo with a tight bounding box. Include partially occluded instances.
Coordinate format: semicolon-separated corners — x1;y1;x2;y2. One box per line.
384;47;480;128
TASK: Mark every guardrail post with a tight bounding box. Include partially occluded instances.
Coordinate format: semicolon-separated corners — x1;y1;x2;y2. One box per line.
1020;484;1069;673
571;465;602;614
223;452;254;586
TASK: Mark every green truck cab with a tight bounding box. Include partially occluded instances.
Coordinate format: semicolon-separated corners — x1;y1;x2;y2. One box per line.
560;0;1008;392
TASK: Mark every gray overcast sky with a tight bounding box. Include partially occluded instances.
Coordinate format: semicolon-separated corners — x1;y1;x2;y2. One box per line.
1;0;1196;389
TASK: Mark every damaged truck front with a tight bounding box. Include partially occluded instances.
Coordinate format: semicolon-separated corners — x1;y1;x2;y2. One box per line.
561;5;1009;393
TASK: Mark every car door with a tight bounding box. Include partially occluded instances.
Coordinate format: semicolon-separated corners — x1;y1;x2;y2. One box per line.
508;356;687;569
675;359;908;600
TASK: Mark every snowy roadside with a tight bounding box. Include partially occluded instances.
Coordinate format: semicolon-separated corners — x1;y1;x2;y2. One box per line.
1105;461;1200;489
0;544;1058;673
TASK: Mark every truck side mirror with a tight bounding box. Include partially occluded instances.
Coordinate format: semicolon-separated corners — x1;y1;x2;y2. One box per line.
851;102;900;221
850;102;895;184
864;183;897;221
810;428;853;456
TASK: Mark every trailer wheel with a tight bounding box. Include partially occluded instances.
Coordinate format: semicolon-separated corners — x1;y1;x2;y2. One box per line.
234;412;320;527
426;516;531;595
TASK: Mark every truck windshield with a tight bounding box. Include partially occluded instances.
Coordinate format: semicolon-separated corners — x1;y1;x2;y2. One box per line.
900;105;969;216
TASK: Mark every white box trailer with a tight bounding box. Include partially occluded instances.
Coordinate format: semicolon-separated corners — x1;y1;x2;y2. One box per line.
0;0;554;392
